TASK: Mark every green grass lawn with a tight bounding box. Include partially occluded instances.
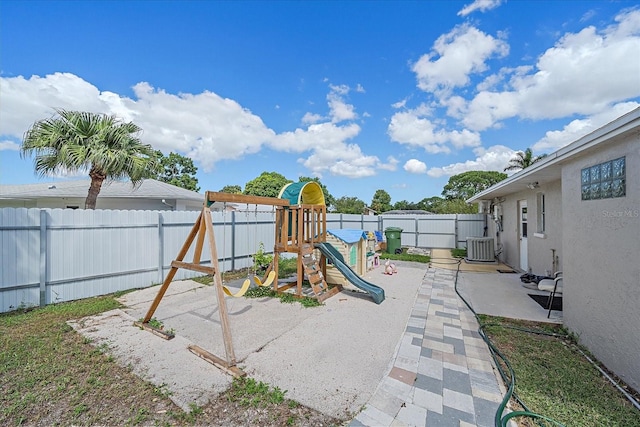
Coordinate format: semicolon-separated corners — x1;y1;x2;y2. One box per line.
0;294;339;426
379;251;430;263
481;316;640;427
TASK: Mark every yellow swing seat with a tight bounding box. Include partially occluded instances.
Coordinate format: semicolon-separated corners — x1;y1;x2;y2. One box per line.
222;271;275;297
222;278;253;298
253;270;276;287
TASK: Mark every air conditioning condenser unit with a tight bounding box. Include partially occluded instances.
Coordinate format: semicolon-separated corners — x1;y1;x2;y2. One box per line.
466;237;495;262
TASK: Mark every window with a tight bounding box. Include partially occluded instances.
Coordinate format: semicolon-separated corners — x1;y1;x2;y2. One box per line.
581;157;625;200
349;246;357;266
536;193;545;233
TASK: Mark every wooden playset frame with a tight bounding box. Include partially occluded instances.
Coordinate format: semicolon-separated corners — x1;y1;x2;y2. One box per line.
135;190;339;376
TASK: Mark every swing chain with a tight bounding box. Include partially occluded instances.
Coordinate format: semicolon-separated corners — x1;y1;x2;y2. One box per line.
220;202;227;285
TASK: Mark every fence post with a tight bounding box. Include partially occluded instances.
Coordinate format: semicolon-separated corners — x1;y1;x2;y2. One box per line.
454;214;459;249
157;212;164;284
39;209;47;307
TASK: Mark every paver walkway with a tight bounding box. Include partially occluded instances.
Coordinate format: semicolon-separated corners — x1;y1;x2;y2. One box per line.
351;267;506;427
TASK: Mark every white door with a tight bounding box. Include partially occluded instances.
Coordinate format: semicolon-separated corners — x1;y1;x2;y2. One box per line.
519;200;528;271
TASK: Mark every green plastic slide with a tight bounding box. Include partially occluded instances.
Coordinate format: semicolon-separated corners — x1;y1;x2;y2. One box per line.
315;242;385;304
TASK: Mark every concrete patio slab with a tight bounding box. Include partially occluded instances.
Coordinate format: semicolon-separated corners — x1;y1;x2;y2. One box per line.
69;261;427;419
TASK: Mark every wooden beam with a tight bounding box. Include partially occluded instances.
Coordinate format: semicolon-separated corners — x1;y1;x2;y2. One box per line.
193;213;207;264
170;260;215;275
142;210;204;322
187;345;246;378
317;286;342;303
203;207;237;365
133;321;175;340
205;191;290;206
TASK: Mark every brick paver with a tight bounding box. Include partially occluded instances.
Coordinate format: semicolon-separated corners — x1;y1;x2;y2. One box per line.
351;267;505;427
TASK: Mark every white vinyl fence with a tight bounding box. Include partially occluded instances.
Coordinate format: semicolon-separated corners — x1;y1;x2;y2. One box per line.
0;208;486;313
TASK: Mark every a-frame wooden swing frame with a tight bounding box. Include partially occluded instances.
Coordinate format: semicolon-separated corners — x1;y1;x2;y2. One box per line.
135;191;290;377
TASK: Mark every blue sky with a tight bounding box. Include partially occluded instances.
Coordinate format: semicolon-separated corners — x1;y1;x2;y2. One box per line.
1;0;639;205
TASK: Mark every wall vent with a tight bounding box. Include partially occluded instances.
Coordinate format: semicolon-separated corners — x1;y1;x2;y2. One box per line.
466;237;495;262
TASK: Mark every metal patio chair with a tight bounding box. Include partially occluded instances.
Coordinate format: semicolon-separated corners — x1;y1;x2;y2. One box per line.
538;271;563;318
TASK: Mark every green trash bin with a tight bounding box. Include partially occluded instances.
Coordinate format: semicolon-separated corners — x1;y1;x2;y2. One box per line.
384;227;403;254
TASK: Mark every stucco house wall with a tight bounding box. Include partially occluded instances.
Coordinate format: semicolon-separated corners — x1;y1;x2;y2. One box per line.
469;107;640;392
491;180;563;275
561;135;640;392
494;194;519;269
528;180;563;275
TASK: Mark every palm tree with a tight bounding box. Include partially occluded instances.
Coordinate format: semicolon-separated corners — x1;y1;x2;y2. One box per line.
21;110;160;209
504;148;548;172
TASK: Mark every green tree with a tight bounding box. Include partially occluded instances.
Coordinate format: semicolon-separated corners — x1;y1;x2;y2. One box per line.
393;200;419;210
299;176;336;208
415;196;475;214
21;110;159;209
153;151;200;191
244;171;292;198
333;196;366;214
437;198;477;214
370;189;392;213
220;185;242;194
504;148;548;172
442;171;507;200
417;196;444;212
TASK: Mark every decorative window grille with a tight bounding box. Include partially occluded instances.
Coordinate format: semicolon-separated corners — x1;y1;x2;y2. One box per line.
581;157;625;200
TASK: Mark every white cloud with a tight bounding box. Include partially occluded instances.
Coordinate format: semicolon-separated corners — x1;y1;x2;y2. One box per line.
458;0;504;17
328;93;357;123
273;123;382;178
391;99;408;109
120;82;275;170
327;85;357;123
514;10;640;120
388;105;481;153
406;9;640;136
0;73;107;136
302;112;324;124
328;84;350;95
379;156;399;171
270;122;361;153
411;24;509;94
298;141;379;178
0;73;381;178
427;145;515;177
0;140;20;151
532;102;640;152
461;91;519;130
454;9;640;131
404;159;427;174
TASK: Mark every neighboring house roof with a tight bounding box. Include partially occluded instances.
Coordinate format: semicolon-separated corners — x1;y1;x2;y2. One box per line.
468;107;640;203
0;179;204;202
328;228;367;244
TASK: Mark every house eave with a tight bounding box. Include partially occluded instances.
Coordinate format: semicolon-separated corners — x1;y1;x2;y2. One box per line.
468;107;640;203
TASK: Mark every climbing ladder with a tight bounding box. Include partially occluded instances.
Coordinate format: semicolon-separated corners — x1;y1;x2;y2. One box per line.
300;243;341;302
